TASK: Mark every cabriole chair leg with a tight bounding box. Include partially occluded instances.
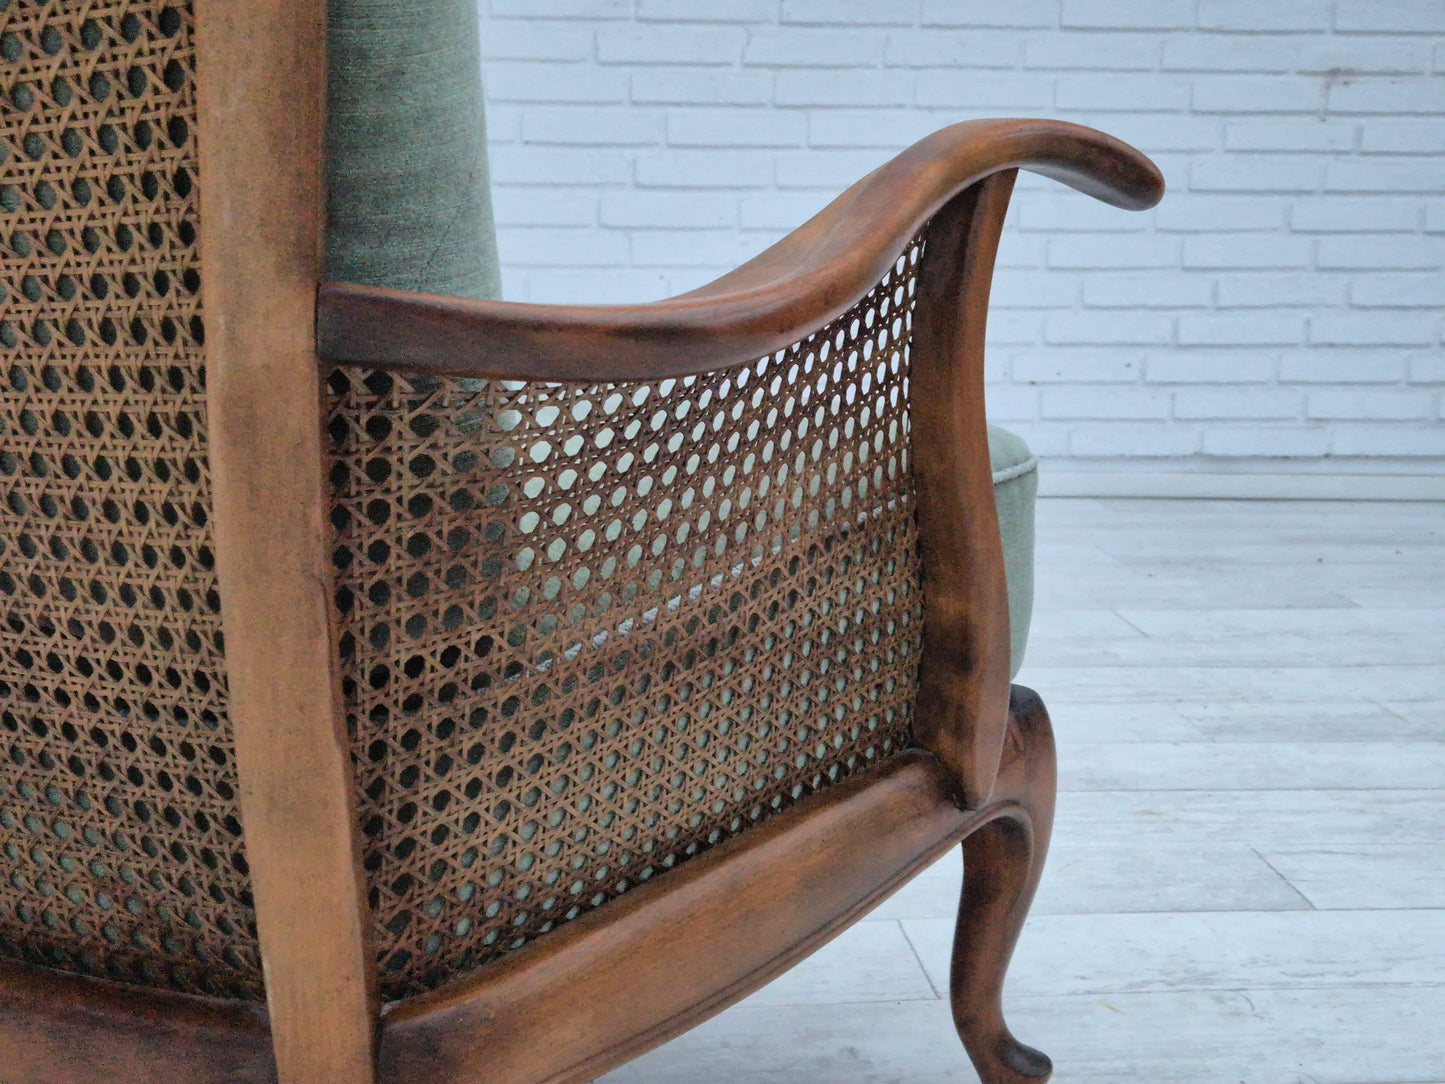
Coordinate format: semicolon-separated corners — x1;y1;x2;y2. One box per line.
950;686;1057;1084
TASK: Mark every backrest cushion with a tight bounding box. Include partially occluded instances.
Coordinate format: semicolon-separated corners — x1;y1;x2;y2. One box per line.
325;0;501;300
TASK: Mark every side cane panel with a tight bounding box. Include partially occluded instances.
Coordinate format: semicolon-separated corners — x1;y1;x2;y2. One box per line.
329;240;931;997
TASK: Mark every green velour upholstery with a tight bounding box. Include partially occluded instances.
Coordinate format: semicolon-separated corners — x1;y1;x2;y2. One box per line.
989;425;1038;678
325;0;501;300
321;6;1036;676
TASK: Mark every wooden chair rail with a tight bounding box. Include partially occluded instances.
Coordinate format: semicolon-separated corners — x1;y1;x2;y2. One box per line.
315;118;1163;384
195;5;378;1080
0;960;276;1084
378;748;972;1084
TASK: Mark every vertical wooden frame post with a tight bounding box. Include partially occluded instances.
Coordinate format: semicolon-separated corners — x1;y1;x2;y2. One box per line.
195;4;378;1081
911;171;1019;810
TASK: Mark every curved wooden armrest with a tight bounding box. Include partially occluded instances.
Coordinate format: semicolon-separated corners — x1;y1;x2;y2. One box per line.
316;118;1162;383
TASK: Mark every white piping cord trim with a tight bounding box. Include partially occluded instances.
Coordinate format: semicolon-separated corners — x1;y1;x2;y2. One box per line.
991;454;1039;486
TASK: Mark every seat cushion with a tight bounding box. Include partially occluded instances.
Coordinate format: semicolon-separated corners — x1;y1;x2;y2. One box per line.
325;0;501;300
989;425;1038;678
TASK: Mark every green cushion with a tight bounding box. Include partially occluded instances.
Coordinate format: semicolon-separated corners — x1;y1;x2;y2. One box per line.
989;425;1037;679
325;0;501;300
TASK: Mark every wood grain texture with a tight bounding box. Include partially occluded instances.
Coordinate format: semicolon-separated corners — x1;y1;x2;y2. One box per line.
316;119;1163;382
194;3;377;1081
0;961;275;1083
910;172;1017;810
377;750;977;1084
950;686;1057;1083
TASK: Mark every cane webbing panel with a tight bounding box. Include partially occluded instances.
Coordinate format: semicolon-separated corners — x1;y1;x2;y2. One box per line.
329;241;927;999
0;1;262;999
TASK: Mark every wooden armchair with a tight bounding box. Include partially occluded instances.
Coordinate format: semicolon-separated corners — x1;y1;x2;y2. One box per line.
0;4;1162;1082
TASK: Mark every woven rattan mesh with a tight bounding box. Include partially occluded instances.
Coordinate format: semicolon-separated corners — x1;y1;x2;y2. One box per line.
0;1;262;999
329;241;928;998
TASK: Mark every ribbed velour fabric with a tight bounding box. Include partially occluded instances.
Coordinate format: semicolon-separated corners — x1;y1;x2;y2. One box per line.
988;425;1038;678
325;0;501;300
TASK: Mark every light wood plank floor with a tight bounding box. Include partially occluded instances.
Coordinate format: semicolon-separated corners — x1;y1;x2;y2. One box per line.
601;498;1445;1084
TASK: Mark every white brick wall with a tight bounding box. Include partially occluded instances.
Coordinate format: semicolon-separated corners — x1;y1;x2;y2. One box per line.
479;0;1444;470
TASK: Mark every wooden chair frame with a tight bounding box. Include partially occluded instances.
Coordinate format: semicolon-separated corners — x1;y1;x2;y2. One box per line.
0;5;1162;1082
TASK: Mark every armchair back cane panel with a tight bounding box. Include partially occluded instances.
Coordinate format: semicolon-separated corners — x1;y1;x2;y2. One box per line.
0;0;262;1000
